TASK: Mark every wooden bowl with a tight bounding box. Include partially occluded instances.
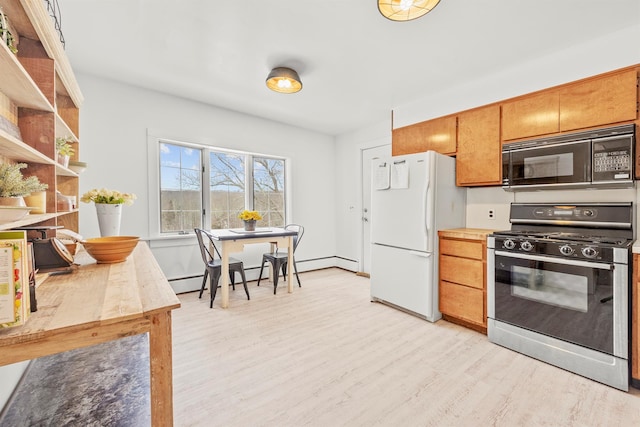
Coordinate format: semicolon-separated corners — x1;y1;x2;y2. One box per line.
82;236;139;264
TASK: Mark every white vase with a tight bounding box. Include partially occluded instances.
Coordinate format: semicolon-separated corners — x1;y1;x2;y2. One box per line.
95;203;122;236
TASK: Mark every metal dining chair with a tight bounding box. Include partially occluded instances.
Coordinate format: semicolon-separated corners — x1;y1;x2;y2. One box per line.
256;224;304;294
194;228;249;307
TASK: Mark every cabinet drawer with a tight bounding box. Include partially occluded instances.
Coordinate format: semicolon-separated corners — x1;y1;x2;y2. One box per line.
440;238;484;259
440;255;484;289
439;280;485;325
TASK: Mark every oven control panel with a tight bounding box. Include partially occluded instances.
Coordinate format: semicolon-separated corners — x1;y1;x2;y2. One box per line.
532;207;598;220
494;236;615;262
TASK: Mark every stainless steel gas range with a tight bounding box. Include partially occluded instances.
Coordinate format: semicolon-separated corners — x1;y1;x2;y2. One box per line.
487;202;633;391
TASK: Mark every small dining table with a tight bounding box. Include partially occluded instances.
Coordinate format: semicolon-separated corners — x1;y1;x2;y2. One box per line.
207;227;299;308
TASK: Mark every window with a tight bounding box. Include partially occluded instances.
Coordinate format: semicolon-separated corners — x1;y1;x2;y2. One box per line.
159;142;202;233
209;151;246;229
156;139;287;234
253;157;285;227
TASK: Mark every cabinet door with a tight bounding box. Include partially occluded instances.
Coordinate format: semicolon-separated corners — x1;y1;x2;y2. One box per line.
439;281;485;326
456;105;501;186
392;115;457;156
440;254;484;289
440;238;484;260
559;69;638;131
502;91;559;141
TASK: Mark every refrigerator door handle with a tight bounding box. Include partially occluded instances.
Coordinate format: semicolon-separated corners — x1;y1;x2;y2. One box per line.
423;178;431;245
409;250;431;258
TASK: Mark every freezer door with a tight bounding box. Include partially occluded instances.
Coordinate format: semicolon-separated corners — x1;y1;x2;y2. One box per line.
370;244;439;322
371;153;429;252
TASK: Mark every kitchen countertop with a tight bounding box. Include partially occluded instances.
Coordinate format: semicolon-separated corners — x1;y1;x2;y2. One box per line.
438;228;497;240
632;240;640;254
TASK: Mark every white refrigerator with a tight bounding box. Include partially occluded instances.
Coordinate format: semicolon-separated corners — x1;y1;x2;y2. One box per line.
370;151;466;322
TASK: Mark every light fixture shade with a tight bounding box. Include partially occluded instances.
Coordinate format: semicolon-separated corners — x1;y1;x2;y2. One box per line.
378;0;441;22
266;67;302;94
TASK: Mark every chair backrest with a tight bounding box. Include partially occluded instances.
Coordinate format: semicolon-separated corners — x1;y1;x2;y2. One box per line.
194;228;223;265
285;224;304;253
194;228;213;265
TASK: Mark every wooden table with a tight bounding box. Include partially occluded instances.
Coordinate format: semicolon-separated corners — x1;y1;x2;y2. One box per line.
208;227;298;308
0;242;181;427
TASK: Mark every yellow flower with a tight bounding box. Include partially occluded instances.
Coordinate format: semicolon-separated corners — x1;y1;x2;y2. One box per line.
238;210;262;221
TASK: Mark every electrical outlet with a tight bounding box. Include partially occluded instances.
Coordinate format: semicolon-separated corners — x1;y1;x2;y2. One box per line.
488;209;496;220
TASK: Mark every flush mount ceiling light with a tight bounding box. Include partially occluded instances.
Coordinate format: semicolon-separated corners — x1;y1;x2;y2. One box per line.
266;67;303;94
378;0;441;22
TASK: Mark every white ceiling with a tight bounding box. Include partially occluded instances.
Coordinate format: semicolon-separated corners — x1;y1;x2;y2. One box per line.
59;0;640;136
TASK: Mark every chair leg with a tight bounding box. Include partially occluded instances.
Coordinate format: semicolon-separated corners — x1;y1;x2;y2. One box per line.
230;271;236;291
239;268;249;300
209;269;222;308
257;259;266;286
272;260;280;295
199;269;208;299
282;263;287;281
293;260;301;287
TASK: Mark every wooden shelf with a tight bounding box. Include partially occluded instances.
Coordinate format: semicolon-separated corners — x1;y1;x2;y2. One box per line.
0;127;55;164
55;162;78;177
0;210;78;231
0;41;53;111
55;113;78;142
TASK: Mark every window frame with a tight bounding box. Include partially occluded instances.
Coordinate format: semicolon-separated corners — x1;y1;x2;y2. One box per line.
147;131;290;238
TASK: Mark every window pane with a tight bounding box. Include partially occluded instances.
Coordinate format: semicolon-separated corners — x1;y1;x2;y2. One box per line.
159;142;202;232
209;151;246;229
253;157;285;227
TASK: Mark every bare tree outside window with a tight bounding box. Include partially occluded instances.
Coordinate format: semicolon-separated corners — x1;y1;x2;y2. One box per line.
209;152;246;229
254;157;285;227
159;143;203;233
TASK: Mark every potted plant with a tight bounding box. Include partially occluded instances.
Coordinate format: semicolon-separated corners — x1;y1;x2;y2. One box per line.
81;188;137;236
238;210;262;231
56;136;75;168
0;162;48;207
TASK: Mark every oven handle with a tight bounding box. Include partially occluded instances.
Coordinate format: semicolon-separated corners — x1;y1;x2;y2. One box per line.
494;250;613;270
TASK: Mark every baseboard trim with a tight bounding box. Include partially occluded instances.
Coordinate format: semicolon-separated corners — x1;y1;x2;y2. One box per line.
169;256;361;294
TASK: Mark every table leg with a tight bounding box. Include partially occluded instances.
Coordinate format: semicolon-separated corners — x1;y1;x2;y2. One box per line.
221;241;230;308
149;311;174;427
287;236;294;293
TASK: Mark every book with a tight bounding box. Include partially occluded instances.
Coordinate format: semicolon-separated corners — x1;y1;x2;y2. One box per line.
0;231;29;328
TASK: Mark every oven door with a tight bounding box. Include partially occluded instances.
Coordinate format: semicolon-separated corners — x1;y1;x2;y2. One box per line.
492;250;627;358
504;139;591;189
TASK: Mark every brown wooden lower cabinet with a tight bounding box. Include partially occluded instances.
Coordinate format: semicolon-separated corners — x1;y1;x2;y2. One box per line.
438;229;493;334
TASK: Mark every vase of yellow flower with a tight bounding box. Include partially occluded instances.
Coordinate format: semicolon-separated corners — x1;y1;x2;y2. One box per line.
238;210;262;231
81;188;137;236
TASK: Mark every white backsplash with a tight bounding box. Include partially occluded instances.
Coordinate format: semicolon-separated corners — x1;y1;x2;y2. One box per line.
466;184;639;239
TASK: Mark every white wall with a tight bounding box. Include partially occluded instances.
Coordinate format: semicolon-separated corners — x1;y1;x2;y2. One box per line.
73;74;337;286
1;75;340;413
334;24;640;264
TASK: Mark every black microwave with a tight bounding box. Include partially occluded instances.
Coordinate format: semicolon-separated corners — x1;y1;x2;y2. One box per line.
502;124;636;191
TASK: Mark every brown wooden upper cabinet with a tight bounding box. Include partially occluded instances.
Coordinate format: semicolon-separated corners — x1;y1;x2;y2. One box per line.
559;69;638;132
502;91;560;141
392;115;457;156
456;105;501;187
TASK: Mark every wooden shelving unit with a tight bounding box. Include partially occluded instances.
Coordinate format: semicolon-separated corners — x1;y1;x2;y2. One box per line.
0;0;83;233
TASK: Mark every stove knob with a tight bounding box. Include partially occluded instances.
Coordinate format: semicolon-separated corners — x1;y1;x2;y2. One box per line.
582;246;598;259
503;239;516;250
559;245;574;256
520;241;534;252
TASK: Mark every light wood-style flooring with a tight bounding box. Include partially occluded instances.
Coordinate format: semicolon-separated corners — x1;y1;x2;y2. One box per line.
171;268;640;426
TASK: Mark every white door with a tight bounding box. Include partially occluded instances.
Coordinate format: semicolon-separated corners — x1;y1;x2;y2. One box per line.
361;144;391;275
